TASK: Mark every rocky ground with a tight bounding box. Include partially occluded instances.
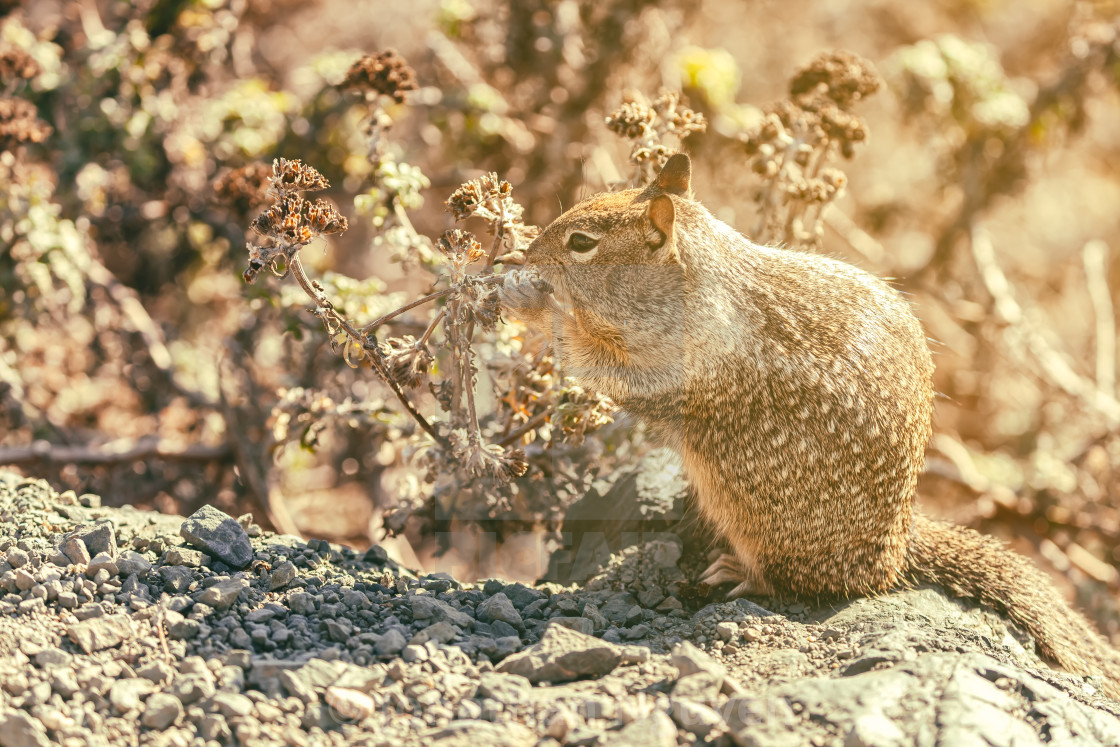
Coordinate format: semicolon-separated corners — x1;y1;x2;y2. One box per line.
2;470;1120;747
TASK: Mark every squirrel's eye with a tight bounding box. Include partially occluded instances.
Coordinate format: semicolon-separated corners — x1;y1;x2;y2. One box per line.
568;233;599;253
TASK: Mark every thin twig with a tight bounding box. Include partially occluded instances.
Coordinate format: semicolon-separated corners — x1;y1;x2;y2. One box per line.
498;410;550;446
288;256;444;444
0;440;232;466
362;288;454;334
1082;239;1116;395
417;307;446;347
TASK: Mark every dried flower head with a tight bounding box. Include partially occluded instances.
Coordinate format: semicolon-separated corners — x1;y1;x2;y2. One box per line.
606;101;655;139
449;429;529;481
606;90;706;180
270;158;329;195
437;229;485;263
251;194;348;245
0;97;50;151
245;160;348;282
379;336;434;389
740;50;881;248
789;50;882;108
213;163;272;213
446;173;515;221
340;50;418;103
0;48;40;83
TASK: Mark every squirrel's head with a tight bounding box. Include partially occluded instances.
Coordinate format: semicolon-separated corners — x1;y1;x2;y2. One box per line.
520;155;696;398
524;154;692;314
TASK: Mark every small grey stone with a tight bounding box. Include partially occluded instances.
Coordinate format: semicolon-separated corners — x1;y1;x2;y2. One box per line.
141;692;182;729
411;621;457;645
375;629;406;656
456;700;483;720
289;592;317;615
57;591;77;609
67;613;132;653
672;641;727;682
491;635;522;660
169;618;201;640
67;522;117;557
601;711;677;747
13;569;34;591
194;578;243;610
549;616;595;636
160;566;194;593
279;670;317;704
169;673;216;705
411;595;475;628
673;671;723;704
34;647;71;668
198;714;230;742
477;671;531;705
637;588;666;609
109;678;154;712
60;537;90;566
5;547;29;568
402;644;428;663
0;710;52;747
502;583;547;609
179;505;253;569
116;551;151;576
671;698;725;737
476;593;523;628
716;621;738;642
269;561;296;590
137;660;174;684
86;552;118;577
18;597;44;614
50;669;79;699
211;691;255;718
164;546;203;567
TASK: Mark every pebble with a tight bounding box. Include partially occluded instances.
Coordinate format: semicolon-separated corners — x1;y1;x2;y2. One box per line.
141;692;183;729
67;613;132;653
60;537;91;566
325;686;375;721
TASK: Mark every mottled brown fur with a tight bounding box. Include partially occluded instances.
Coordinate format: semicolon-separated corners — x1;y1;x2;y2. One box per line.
503;154;1120;698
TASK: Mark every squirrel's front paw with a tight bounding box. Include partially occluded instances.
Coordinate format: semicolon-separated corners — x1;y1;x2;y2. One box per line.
498;270;554;311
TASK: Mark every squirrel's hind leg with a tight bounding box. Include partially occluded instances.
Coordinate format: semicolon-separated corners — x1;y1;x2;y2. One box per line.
700;551;774;598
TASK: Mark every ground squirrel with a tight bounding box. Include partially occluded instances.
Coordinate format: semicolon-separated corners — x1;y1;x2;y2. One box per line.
501;153;1120;698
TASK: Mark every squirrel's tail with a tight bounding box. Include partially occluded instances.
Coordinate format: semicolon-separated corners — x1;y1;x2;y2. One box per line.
905;513;1120;699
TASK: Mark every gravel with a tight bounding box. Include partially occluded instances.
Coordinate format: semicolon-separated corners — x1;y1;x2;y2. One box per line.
2;470;1120;746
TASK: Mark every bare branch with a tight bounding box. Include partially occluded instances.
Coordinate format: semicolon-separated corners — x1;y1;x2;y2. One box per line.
0;440;232;467
969;225;1120;426
1082;239;1116;395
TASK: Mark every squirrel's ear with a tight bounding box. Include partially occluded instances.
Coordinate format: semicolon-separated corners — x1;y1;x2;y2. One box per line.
647;194;679;261
655;154;691;196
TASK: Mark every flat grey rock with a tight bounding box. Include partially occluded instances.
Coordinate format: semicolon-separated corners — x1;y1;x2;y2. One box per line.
497;623;625;683
179;505;253;569
66;614;132;653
